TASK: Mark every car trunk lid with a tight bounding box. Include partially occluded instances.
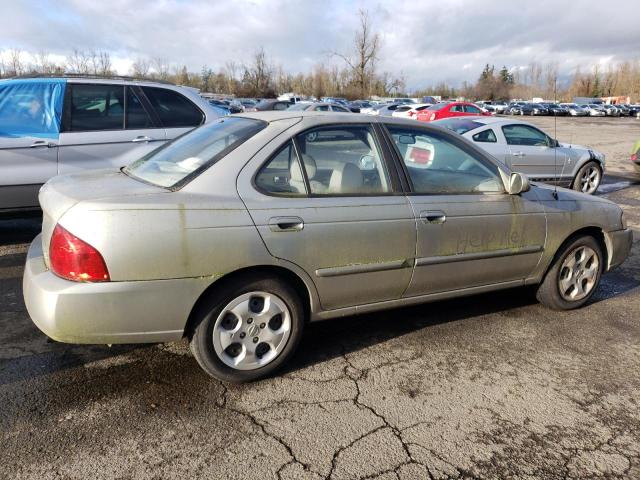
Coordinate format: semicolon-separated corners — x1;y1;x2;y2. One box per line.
39;168;165;267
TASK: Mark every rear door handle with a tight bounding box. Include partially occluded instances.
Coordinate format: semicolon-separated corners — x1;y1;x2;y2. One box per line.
29;140;55;148
132;135;153;143
269;216;304;232
420;211;446;224
512;151;526;157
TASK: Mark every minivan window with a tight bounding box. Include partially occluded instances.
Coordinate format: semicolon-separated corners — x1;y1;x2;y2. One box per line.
0;79;65;138
69;84;124;131
125;117;266;188
125;87;154;129
141;87;204;128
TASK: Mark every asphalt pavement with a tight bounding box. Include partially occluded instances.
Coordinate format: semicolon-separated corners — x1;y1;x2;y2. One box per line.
2;115;640;479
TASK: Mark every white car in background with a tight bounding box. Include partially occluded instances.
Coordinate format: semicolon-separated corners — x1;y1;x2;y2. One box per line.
363;103;403;116
391;103;434;119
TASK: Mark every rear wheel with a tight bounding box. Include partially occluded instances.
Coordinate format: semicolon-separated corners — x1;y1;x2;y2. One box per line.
573;161;602;194
536;235;603;310
189;275;305;383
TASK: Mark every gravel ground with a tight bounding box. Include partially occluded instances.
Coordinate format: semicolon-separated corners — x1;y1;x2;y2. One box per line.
1;116;639;479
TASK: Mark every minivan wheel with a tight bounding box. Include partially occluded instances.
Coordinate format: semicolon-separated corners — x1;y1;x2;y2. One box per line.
573;161;602;194
189;275;304;383
536;235;603;311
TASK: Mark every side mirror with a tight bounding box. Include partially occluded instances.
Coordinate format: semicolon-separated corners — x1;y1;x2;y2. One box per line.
507;172;530;195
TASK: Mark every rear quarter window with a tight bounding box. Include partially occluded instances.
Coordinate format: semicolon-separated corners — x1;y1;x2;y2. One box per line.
142;87;204;128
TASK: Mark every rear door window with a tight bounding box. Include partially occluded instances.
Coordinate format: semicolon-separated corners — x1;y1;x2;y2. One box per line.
294;125;391;195
0;79;65;138
255;141;306;196
68;84;124;132
464;105;482;114
125;87;154;129
141;87;204;128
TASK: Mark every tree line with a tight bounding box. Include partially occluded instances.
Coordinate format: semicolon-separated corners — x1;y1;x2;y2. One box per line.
1;9;639;102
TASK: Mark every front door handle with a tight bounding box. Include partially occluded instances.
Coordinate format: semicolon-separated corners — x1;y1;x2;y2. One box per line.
420;211;446;224
269;216;304;232
132;135;152;143
512;151;526;157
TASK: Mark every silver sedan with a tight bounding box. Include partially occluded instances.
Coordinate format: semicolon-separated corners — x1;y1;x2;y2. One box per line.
433;116;606;194
23;112;632;382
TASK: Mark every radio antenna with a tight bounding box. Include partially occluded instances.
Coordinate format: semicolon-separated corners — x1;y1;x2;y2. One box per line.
553;76;559;200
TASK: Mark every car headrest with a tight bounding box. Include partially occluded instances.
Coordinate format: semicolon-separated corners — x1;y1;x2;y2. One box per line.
329;162;363;193
291;153;317;182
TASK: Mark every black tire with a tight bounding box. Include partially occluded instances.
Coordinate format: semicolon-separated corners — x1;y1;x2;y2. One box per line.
572;161;602;194
536;235;603;310
189;275;305;383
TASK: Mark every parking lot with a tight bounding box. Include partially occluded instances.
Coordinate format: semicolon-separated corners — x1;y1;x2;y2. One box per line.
1;116;640;479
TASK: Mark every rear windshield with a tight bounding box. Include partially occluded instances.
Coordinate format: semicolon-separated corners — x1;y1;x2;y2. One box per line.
433;118;484;134
124;117;266;188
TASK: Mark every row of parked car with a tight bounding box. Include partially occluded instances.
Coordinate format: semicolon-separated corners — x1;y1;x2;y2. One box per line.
479;100;640;117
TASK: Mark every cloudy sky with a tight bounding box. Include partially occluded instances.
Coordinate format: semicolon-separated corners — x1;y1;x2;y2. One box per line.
1;0;639;90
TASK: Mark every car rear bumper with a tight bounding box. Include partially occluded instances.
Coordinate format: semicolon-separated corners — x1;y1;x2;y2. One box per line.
23;234;208;344
605;228;633;271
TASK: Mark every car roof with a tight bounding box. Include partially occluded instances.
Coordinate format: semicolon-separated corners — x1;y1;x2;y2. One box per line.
237;110;443;127
435;116;537;129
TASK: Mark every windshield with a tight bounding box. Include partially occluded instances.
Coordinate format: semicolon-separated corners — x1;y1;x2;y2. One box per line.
288;103;309;111
433;118;484;134
125;117;266;188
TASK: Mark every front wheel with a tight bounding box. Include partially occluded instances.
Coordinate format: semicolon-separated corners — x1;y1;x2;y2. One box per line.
573;161;602;195
536;236;603;310
189;275;305;383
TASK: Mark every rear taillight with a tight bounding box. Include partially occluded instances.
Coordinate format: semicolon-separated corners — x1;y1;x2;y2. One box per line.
49;224;110;282
632;153;638;162
430;113;436;121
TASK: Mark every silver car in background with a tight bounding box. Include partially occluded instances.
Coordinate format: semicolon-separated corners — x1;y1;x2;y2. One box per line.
560;103;589;116
434;116;606;194
0;76;221;212
23;112;631;382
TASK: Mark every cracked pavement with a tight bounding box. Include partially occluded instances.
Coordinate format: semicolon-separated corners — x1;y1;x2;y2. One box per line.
2;117;640;479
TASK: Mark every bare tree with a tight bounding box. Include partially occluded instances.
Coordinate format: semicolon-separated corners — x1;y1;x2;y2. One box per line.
131;57;150;78
66;49;90;74
332;9;380;98
35;50;52;74
151;57;170;80
241;47;273;96
8;48;23;76
85;50;111;76
224;60;239;94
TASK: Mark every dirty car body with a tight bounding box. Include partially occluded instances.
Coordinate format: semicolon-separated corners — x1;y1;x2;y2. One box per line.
23;112;632;382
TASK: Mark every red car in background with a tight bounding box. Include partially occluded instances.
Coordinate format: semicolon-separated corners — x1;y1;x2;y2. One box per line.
416;101;492;122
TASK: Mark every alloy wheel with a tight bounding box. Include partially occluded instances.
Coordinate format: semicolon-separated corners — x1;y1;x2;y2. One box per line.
558;246;599;301
579;165;601;194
